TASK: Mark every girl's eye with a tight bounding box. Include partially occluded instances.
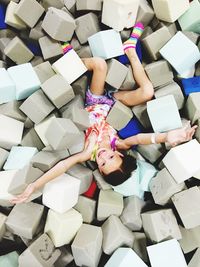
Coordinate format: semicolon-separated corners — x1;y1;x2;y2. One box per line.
110;155;114;159
102;163;105;167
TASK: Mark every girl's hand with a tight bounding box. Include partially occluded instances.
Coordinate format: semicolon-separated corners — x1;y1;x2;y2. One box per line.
82;131;98;161
10;183;36;204
166;122;197;147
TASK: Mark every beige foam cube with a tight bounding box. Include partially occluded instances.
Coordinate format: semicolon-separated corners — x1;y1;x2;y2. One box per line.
0;213;7;241
0;170;17;206
44;208;83;247
188;248;200;267
74;196;96;224
5;1;27;30
185;92;200;124
179;225;200;253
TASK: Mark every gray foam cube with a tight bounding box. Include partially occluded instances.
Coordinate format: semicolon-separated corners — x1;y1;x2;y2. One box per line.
188;247;200;267
29;21;45;40
68;131;85;155
183;31;199;45
42;7;76;42
185;92;200;124
136;0;154;27
15;0;45;28
45;118;82;150
120;65;136;90
41;74;75;109
150;168;185;205
141;209;182;242
71;224;103;267
34;61;55;84
195;118;200;143
38;36;63;61
20;90;55;124
102;215;134;255
18;233;61;267
67;163;93;194
106;59;129;89
172;186;200;229
31;56;44;67
141;26;173;60
4;36;34;64
5;1;27;30
155;81;185;110
132;103;151;129
179;225;200;254
0;148;9;170
75;13;100;44
8;164;43;194
144;60;173;88
137;143;165;164
106;100;133;130
41;0;64;10
93;169;112;190
77;45;93;58
74;196;96;223
120;196;146;231
0;213;7;241
76;0;102;11
21;128;45;151
6;202;44;239
97;189;123;221
54;247;73;267
0;100;26;122
132;232;148;262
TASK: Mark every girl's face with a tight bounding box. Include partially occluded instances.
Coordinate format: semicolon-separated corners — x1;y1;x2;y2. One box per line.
96;148;124;175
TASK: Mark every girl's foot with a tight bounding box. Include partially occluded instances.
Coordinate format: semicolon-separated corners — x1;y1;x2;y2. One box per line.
123;22;144;52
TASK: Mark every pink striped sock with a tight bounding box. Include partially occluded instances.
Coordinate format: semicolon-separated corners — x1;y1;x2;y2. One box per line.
123;22;144;51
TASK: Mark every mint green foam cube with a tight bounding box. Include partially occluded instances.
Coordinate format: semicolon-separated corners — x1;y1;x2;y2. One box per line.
0;252;19;267
105;248;147;267
7;63;41;100
159;31;200;74
147;95;182;132
178;0;200;33
0;68;16;104
3;146;38;170
88;29;124;59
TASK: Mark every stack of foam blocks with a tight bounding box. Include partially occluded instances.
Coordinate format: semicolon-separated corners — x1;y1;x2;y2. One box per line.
0;0;200;266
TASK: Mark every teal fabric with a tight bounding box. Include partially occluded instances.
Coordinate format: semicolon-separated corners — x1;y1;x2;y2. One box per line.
112;159;158;199
0;252;19;267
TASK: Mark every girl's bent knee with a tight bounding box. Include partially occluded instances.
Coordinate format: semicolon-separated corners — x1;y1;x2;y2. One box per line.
93;57;107;72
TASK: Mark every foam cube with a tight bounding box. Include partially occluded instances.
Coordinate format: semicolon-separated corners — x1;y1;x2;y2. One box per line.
0;68;16;104
137;143;165;164
178;0;200;33
142;26;172;60
5;1;27;30
172;186;200;229
3;146;38;171
0;115;24;150
97;189;123;221
147;239;187;267
75;13;100;44
76;0;102;11
179;225;200;253
106;100;133;130
7;63;41;100
0;252;19;267
19;90;55;124
21;128;44;151
93;169;112;190
67;163;93;194
42;173;80;213
132;104;151;129
54;247;73;267
181;76;200;96
44;208;82;247
102;215;134;255
144;60;173;88
141;209;181;242
6;202;44;239
68;132;85;155
136;0;154;27
163;139;200;183
71;224;102;267
34;61;55;84
106;59;129;89
120;196;145;231
160;31;200;75
4;36;34;64
133;232;148;262
45;118;82;150
155;81;184;110
188;248;200;267
0;100;26;122
147;95;182;132
88;29;124;59
52;49;87;84
29;20;45;40
18;233;61;267
38;36;63;60
102;0;140;31
185;92;200;124
0;170;18;206
0;212;7;241
74;196;96;223
41;74;75;109
42;7;76;41
42;0;64;10
0;148;9;170
150;168;185;205
105;248;148;267
120;65;136;90
152;0;189;23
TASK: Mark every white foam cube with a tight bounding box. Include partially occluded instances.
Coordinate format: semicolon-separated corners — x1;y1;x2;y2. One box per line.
7;63;41;100
42;173;80;213
3;146;38;171
160;31;200;75
163;139;200;183
0;170;17;206
152;0;189;23
0;115;24;150
147;239;187;267
105;248;147;267
147;95;182;132
52;49;87;84
102;0;140;31
0;68;16;104
88;29;124;59
44;208;83;247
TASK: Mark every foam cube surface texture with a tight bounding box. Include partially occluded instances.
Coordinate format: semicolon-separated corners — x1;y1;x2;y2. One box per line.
0;68;16;104
0;170;18;206
42;173;80;213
